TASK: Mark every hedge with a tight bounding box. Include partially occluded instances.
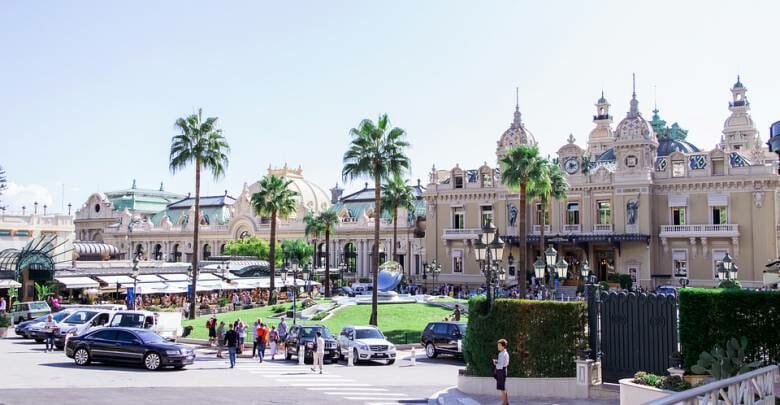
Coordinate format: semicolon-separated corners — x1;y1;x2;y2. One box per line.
679;288;780;369
463;296;586;378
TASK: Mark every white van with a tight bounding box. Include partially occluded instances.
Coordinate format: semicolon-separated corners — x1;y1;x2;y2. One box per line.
351;283;374;296
105;310;183;341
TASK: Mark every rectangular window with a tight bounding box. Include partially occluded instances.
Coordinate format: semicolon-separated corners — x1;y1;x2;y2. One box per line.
482;173;493;188
567;202;580;225
415;254;421;275
672;207;686;225
452;211;464;229
672;161;685;177
712;206;727;225
454;176;463;189
480;206;493;227
535;203;549;225
452;250;463;273
673;250;688;278
597;201;611;224
712;159;725;176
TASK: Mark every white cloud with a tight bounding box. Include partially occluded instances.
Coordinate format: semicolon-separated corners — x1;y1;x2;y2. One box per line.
2;182;54;212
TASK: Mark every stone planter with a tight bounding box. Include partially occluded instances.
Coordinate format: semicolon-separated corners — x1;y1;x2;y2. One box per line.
0;327;8;338
619;378;673;404
457;374;586;399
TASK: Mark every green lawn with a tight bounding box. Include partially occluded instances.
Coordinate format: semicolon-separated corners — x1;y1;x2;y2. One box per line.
181;302;462;344
181;303;292;340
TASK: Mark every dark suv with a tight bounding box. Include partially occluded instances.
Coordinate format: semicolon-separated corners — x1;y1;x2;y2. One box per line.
284;324;340;364
421;321;466;359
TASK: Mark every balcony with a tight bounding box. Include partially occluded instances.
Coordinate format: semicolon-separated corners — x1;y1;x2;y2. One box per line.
593;224;614;234
442;228;482;240
531;225;551;234
561;224;581;234
659;224;739;238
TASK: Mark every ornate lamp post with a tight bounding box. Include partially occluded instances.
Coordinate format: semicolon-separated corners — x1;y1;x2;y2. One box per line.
131;256;140;310
473;221;505;307
426;259;442;293
338;262;347;289
718;252;738;281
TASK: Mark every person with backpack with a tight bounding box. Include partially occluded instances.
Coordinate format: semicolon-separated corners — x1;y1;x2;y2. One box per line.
256;322;269;363
310;331;325;374
206;316;217;347
224;323;239;368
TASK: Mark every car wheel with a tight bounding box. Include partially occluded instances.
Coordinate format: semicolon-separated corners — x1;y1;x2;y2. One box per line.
426;342;437;359
173;365;185;370
386;359;395;365
144;352;162;371
285;346;292;360
74;348;91;366
353;349;360;365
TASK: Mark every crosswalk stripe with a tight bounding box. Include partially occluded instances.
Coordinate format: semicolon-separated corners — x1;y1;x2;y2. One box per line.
344;397;408;401
289;383;371;387
324;393;406;396
306;388;388;391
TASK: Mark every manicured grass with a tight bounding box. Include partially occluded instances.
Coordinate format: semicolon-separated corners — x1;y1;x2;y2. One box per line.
181;302;463;344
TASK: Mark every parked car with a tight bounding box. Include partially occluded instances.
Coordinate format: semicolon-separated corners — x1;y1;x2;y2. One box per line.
28;309;78;342
14;314;50;338
336;287;356;297
655;285;679;296
351;283;373;295
53;309;114;349
284;324;339;364
421;321;466;359
102;311;183;341
10;301;51;325
65;327;195;370
337;325;396;365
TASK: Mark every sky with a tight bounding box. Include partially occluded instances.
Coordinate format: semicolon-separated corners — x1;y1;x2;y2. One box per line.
1;0;779;213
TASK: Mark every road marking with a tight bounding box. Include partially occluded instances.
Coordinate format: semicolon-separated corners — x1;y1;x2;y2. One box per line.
324;392;406;396
289;383;371;387
344;397;410;401
275;378;354;383
306;387;388;391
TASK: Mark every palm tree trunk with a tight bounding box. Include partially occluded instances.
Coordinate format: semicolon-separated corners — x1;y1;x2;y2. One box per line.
392;207;398;262
189;160;201;320
324;227;331;297
370;174;380;326
538;200;546;287
269;208;277;304
518;182;528;297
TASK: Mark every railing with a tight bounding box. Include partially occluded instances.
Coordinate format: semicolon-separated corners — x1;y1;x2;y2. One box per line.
644;365;778;405
341;217;358;223
442;228;482;240
625;224;639;234
593;224;613;233
532;225;551;234
562;224;581;233
659;224;739;236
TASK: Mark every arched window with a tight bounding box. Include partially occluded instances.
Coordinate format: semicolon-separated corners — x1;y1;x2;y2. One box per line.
153;244;163;261
202;244;212;260
172;244;181;262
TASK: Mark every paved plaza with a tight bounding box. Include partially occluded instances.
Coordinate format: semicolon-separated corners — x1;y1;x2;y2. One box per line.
0;332;461;405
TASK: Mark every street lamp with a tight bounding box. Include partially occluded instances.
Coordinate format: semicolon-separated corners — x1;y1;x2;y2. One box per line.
555;256;569;279
302;265;310;296
338;261;347;288
718;252;735;281
426;259;442;292
132;256;140;310
581;258;590;279
472;221;505;307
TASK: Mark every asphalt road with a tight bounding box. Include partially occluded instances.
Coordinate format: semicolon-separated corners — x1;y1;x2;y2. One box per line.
0;332;463;405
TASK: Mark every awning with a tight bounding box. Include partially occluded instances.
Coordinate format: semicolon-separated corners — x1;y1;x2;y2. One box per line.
96;275;135;288
135;282;168;294
56;276;99;289
136;274;164;283
0;279;21;288
158;273;188;281
73;242;121;257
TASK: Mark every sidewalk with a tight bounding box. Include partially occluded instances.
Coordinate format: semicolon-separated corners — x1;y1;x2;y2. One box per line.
430;387;619;405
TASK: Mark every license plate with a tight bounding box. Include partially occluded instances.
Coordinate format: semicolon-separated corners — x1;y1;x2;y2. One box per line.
375;353;387;358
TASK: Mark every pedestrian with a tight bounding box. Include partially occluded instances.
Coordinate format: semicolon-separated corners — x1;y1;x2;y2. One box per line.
236;320;246;355
493;339;510;405
206;316;217;347
268;325;279;361
256;322;269;363
311;331;325;374
277;317;288;351
231;292;240;310
224;323;239;368
251;318;260;358
452;304;461;322
216;321;226;358
42;314;58;352
0;296;6;313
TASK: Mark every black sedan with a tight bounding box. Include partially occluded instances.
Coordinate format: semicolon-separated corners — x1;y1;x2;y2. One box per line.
284;325;340;364
14;315;48;338
65;327;195;371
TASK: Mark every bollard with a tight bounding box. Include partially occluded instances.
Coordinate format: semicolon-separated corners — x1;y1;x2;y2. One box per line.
298;345;305;365
410;346;416;366
347;347;354;367
457;339;462;354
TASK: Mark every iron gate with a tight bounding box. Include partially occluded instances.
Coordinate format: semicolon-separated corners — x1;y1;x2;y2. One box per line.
587;288;678;383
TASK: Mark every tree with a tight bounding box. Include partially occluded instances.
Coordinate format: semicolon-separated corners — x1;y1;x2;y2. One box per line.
527;160;569;285
281;239;314;267
169;108;230;320
381;174;416;279
251;175;298;304
342;114;410;326
0;165;7;208
34;282;52;301
222;236;283;266
499;145;545;296
303;211;324;272
317;209;340;297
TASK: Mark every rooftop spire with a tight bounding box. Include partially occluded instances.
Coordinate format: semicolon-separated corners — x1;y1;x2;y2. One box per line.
513;87;522;126
628;73;640;117
632;73;636;98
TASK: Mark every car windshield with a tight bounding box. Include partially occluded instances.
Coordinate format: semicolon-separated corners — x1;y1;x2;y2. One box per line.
110;314;145;328
136;330;166;343
31;314;49;322
355;329;384;340
299;327;331;339
30;302;49;310
63;311;98;324
52;312;71;322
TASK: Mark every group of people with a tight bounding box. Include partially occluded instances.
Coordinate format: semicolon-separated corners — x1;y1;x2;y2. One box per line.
206;316;289;368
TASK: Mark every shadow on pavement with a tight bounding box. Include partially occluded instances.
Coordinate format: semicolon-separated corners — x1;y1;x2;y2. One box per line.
39;362;186;372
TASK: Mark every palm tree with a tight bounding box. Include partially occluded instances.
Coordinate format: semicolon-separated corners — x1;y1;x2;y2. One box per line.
169;109;230;320
317;209;340;297
499;144;544;296
528;161;570;284
381;174;416;278
251;175;298;304
303;211;324;270
342;114;410;326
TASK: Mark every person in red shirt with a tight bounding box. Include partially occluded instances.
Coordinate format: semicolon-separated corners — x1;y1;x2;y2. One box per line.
256;322;269;363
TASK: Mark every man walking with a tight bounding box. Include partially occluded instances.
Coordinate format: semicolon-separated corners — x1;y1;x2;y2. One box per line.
42;314;58;352
251;318;260;358
256;322;269;363
216;321;226;358
277;317;287;351
311;331;325;374
224;323;239;368
452;304;461;321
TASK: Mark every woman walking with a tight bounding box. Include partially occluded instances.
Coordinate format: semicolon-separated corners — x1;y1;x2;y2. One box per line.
493;339;509;405
216;321;226;358
268;325;279;361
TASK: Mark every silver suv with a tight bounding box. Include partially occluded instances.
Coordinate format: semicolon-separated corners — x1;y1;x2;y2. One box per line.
337;325;396;365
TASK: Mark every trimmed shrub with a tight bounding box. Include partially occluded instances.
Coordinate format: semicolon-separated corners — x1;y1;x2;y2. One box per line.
463;296;586;378
679;288;780;369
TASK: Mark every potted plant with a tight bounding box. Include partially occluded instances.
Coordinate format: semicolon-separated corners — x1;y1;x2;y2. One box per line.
0;314;10;338
620;371;691;404
689;337;761;386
